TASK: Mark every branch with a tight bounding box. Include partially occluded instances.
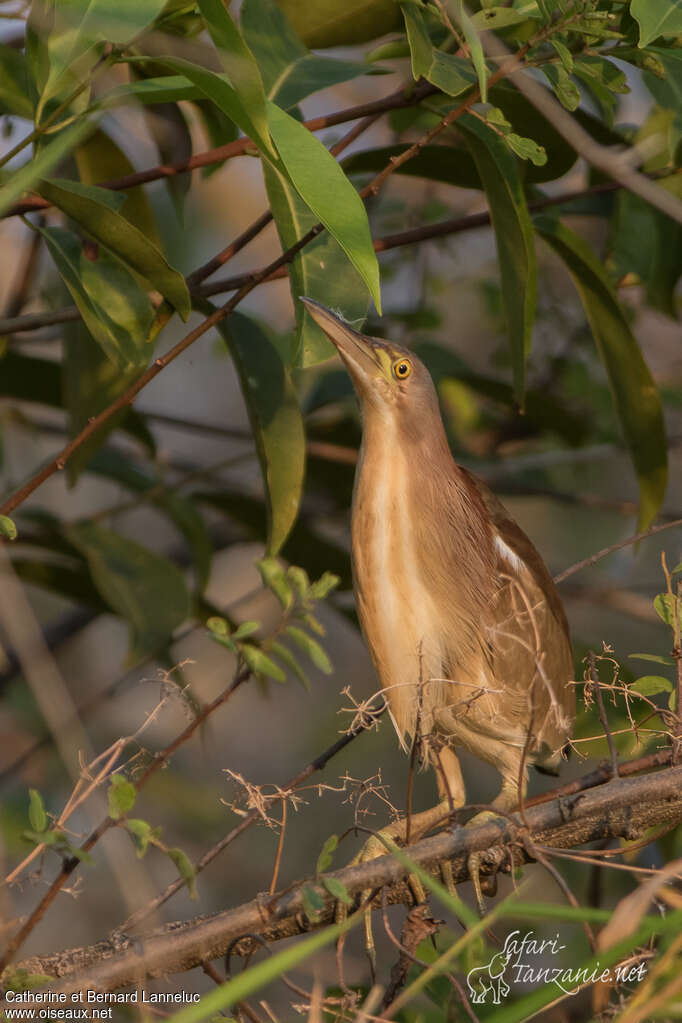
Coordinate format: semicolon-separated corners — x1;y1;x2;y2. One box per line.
7;763;682;996
0;176;632;338
3;83;438;219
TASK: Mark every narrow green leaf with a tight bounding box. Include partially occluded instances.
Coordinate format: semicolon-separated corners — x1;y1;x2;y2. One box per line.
629;653;675;666
550;39;573;72
505;133;547;166
262;162;370;366
534;216;668;530
0;514;17;541
285;625;333;674
631;675;673;696
216;312;305;554
241;0;372;108
66;521;191;659
456;0;488;101
256;557;294;608
401;3;475;97
631;0;682;47
267;102;381;313
240;643;287;682
459;114;537;404
108;774;136;819
232;621;259;641
316;833;338;875
286;565;310;598
0;117;98;218
101;74;206;108
197;0;274;156
38;179;190;319
269;640;310;690
0;45;34;119
322;876;352;905
2;970;54;993
28;789;47;833
654;592;680;628
39;225;153;370
308;571;340;600
168;846;197;898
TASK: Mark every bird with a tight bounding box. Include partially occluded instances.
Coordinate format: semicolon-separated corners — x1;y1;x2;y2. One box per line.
300;297;575;913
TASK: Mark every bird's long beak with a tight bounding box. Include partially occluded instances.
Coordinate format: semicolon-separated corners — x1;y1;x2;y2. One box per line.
300;298;384;385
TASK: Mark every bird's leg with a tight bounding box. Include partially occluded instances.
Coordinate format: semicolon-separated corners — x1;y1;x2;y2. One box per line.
466;773;521;915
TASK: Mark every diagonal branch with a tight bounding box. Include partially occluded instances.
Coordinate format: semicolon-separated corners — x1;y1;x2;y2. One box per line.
6;763;682;996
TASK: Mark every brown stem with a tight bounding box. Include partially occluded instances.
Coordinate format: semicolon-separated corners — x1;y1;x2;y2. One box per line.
587;651;619;778
5;83;438;219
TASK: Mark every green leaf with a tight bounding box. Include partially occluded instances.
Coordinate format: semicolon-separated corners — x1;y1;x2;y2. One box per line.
267;102;381;313
216;312;305;554
542;64;580;111
534;217;668;530
256;556;294;608
37;179;190;319
316;833;338;875
550;38;573;73
0;46;33;118
285;625;332;674
240;643;287;682
274;0;400;48
2;970;54;993
301;884;325;922
631;0;682;46
632;675;673;696
308;571;340;600
504;133;547;166
401;3;475;97
75;129;160;244
0;514;17;541
61;325;147;485
0;117;99;219
470;6;529;29
38;225;153;371
654;592;681;628
458;114;537;404
102;74;206;109
108;774;136;819
66;521;191;659
629;652;675;666
126;817;155;857
322;876;352;905
241;0;371;108
85;448;212;590
269;640;310;690
232;621;260;640
28;789;47;833
286;565;310;598
168;846;197;898
39;0;168;109
455;0;488;102
197;0;274;157
132;55;267;157
263;162;370;366
608;189;682;318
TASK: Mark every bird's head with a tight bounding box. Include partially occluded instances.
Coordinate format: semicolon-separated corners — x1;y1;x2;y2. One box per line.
301;298;439;422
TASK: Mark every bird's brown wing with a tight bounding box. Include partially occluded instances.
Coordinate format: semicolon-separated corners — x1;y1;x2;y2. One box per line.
460;469;575;763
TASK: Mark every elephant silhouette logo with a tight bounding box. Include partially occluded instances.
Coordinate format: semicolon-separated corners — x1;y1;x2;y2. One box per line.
466;950;512;1004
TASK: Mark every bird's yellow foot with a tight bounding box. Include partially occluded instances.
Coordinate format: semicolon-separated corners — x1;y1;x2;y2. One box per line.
465;810;511;916
335;828;427;980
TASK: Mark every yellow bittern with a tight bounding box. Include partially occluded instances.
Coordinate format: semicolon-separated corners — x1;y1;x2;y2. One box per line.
301;298;575;912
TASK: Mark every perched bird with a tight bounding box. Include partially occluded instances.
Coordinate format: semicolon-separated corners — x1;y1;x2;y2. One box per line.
301;298;575;909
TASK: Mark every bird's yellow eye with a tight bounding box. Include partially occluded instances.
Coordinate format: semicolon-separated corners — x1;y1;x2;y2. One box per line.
393;359;412;380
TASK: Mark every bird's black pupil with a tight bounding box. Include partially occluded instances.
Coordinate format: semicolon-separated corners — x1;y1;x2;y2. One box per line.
398;364;407;375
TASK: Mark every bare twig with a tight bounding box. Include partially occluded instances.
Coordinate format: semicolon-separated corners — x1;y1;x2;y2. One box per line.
554;518;682;584
586;651;619;778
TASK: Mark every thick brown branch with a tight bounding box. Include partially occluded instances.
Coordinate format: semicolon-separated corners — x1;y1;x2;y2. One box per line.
6;763;682;996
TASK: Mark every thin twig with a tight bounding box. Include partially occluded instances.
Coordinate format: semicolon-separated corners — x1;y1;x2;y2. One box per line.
587;651;619;778
554;518;682;584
